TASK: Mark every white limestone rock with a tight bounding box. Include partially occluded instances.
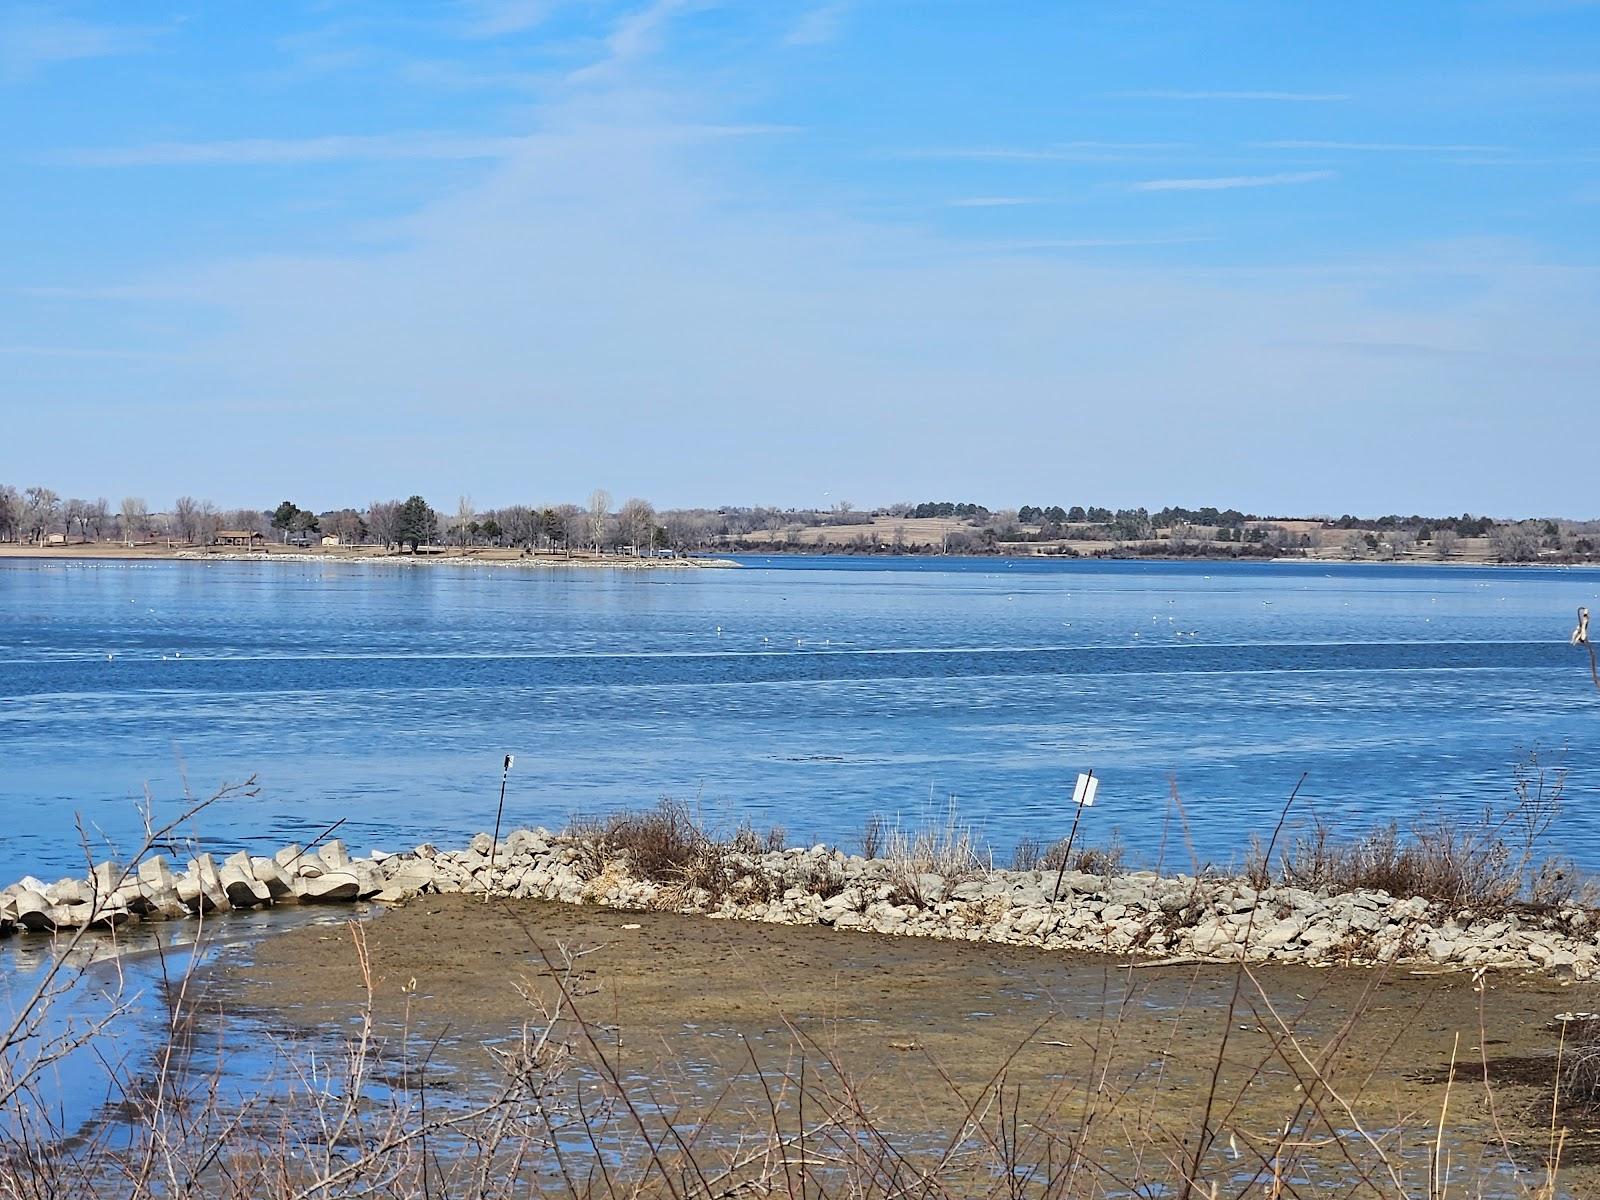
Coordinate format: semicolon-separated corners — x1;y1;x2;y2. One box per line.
293;871;360;903
15;890;54;932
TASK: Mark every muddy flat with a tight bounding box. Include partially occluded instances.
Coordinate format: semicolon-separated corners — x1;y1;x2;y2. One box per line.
222;895;1600;1194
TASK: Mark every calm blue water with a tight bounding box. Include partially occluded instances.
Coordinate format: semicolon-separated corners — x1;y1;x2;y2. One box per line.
2;555;1599;880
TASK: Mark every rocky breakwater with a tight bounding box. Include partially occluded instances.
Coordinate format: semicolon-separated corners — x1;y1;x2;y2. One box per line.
0;841;379;935
3;830;1598;979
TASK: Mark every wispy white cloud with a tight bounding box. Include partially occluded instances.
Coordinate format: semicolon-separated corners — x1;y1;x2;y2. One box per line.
0;7;151;82
1132;170;1336;192
48;117;1590;513
1503;70;1600;94
895;141;1186;163
1450;152;1600;165
20;113;1598;515
52;134;532;167
396;59;544;91
458;0;557;38
54;123;796;167
14;3;1599;514
786;2;848;47
20;284;185;300
1274;338;1497;361
1113;89;1350;102
270;25;377;77
0;344;188;361
987;237;1210;250
571;0;706;81
1254;139;1512;154
948;196;1042;207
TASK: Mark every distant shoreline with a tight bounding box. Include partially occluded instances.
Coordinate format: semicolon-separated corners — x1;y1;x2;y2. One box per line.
0;544;1593;572
0;543;739;570
1;542;1593;570
712;547;1591;569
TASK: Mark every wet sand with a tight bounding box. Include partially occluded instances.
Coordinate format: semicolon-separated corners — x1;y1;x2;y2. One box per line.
222;895;1600;1191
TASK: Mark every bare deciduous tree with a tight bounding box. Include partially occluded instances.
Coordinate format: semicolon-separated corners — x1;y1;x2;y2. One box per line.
661;510;708;552
22;486;60;543
1433;528;1460;559
221;508;265;536
501;504;535;551
0;486;20;542
1490;522;1540;563
617;497;656;556
321;508;365;544
366;500;401;550
1257;524;1291;550
85;498;109;541
62;498;87;542
196;499;220;544
587;489;611;552
559;503;586;553
119;497;149;542
172;497;203;544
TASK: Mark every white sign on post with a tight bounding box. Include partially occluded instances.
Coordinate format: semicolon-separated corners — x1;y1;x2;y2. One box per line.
1072;772;1098;807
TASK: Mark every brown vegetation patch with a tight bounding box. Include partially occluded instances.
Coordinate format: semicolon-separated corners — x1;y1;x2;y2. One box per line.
1251;749;1590;913
208;894;1600;1196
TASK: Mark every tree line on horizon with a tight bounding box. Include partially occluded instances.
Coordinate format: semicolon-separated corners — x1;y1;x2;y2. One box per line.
1;483;1595;563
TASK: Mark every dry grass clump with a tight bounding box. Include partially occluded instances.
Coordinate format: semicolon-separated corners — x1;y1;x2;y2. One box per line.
1250;749;1587;911
1011;834;1126;878
730;817;787;856
565;800;797;904
566;799;709;883
565;799;737;901
874;801;991;906
860;813;887;860
565;798;1130;911
881;799;989;879
1252;818;1578;909
1557;1018;1600;1111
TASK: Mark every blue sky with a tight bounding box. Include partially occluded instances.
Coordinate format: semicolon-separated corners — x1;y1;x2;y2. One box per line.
3;2;1598;516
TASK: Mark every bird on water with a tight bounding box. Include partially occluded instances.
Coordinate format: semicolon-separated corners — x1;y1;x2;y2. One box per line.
1574;606;1598;690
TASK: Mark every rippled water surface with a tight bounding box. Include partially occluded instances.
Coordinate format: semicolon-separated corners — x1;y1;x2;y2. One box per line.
3;555;1599;879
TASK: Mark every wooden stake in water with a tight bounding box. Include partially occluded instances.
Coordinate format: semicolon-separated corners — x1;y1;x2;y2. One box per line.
1052;769;1097;902
487;754;514;898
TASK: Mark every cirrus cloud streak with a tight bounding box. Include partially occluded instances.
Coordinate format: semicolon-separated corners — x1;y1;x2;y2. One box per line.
1131;169;1336;192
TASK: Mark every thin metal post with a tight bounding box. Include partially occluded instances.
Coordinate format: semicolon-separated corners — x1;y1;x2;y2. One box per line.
1052;769;1093;902
487;754;514;898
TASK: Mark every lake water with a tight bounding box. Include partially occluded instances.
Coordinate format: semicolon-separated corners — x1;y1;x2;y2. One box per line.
3;555;1599;881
